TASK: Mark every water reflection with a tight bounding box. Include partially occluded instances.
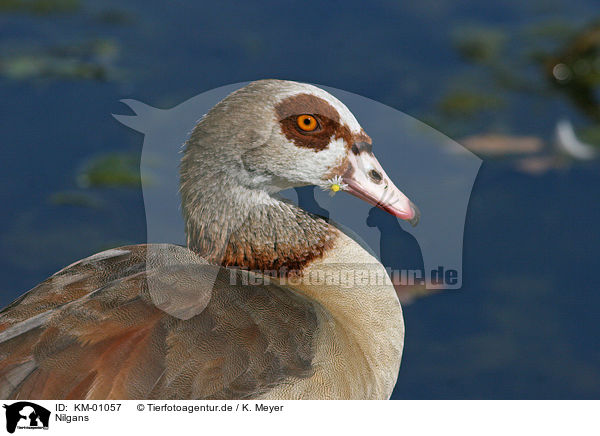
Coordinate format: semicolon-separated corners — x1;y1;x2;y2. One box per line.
367;207;426;302
1;0;600;399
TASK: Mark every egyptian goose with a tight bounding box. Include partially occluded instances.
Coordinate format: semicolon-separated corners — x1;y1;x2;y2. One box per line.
0;80;419;400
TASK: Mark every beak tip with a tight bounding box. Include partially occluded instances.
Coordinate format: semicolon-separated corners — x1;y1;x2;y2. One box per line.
408;203;420;227
340;149;420;226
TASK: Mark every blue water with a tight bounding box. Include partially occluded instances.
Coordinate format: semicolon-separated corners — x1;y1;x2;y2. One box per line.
1;0;599;398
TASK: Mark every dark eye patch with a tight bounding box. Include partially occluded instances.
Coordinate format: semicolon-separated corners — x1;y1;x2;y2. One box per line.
279;113;338;151
275;93;343;151
274;93;372;153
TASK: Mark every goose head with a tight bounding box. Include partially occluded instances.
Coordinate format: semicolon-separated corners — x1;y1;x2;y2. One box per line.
181;79;419;225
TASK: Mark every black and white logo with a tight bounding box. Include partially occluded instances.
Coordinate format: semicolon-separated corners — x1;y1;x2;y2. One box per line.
3;402;50;434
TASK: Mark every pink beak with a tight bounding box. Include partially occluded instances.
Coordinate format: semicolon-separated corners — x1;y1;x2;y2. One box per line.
342;143;420;226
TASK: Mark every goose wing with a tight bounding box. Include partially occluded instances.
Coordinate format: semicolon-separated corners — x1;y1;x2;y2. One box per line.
0;244;318;399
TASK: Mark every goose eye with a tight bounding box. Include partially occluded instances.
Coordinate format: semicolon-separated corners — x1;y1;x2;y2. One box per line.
296;115;318;132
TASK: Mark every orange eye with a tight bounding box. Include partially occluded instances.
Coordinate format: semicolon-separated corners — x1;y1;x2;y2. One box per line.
297;115;318;131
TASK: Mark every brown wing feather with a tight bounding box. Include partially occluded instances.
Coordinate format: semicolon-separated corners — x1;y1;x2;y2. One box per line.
0;245;318;400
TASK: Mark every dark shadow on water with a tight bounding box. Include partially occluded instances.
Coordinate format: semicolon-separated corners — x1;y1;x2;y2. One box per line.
367;207;424;282
294;186;330;220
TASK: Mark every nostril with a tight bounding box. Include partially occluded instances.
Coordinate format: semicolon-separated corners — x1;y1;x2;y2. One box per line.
368;169;382;183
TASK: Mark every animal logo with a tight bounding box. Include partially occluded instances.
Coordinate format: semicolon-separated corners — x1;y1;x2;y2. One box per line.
3;402;50;433
114;81;481;308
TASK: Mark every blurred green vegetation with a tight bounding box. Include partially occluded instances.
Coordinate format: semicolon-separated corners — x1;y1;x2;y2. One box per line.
0;40;120;81
94;9;135;25
426;18;600;148
542;22;600;122
49;191;102;208
2;0;597;147
452;26;507;63
0;0;80;15
578;124;600;145
77;152;145;189
438;90;504;118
